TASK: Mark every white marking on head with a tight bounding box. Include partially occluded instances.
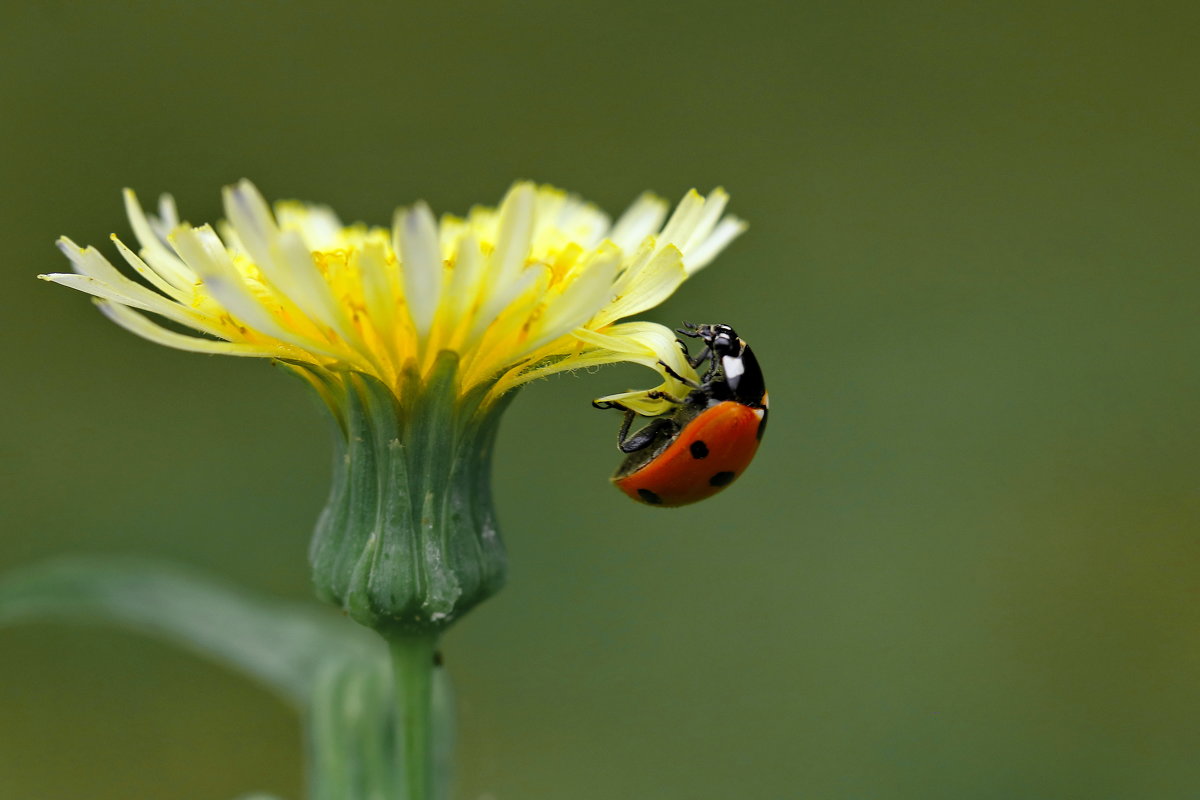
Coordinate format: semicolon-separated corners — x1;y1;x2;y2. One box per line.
722;354;744;384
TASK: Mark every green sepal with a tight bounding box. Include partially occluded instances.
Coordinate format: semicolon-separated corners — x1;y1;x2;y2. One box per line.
306;351;513;635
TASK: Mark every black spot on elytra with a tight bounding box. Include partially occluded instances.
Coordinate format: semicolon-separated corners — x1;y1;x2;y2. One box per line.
689;440;709;459
637;488;663;505
709;471;735;487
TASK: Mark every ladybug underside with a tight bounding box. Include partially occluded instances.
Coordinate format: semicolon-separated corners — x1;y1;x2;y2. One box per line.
613;401;705;478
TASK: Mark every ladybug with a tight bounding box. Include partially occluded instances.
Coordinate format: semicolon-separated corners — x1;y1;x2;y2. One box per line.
594;322;768;507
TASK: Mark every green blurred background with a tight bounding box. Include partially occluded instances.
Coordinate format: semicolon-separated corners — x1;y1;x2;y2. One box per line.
2;2;1198;798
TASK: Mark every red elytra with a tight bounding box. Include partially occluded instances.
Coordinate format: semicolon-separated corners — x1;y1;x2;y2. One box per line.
613;398;767;507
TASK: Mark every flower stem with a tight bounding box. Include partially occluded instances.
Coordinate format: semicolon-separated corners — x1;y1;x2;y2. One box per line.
389;633;438;800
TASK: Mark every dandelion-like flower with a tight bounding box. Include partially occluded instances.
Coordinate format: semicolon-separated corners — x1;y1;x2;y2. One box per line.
47;181;742;409
43;181;745;631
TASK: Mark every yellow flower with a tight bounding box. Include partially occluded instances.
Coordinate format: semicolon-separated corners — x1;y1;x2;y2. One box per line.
43;181;744;411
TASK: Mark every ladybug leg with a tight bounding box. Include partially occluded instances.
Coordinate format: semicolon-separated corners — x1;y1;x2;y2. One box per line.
657;360;701;389
685;344;712;370
646;388;687;404
615;408;635;445
617;412;679;454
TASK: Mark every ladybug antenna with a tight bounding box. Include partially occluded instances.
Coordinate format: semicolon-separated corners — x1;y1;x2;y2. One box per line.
676;321;702;338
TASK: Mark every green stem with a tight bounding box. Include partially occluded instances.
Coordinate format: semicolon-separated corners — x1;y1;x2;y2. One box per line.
389;633;438;800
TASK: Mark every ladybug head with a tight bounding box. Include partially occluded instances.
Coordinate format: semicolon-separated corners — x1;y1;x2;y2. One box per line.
679;322;742;356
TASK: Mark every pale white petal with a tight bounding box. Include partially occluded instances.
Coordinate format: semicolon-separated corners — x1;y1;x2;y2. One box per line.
41;272;201;332
169;225;307;348
56;236;136;284
469;262;547;342
608;192;668;252
110;235;194;305
123;189;195;289
277;202;343;251
685;216;747;273
51;238;208;330
222;180;277;268
437;214;466;256
356;240;399;335
224;182;363;350
489;183;536;291
149;194;180;240
535;189;609;248
446;231;485;321
532;188;566;236
657;189;705;249
682;189;729;253
97;301;286;357
276;228;366;348
215;220;247;256
557;196;610;249
465;265;552;384
394;202;442;336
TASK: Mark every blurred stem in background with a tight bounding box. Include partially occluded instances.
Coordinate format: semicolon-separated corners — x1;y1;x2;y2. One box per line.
0;560;460;800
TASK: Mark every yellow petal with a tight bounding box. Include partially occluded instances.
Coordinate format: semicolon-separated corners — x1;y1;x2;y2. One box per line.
590;388;680;417
590;243;685;329
97;300;288;358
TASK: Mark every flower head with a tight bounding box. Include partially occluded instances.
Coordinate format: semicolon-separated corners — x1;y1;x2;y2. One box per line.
44;181;744;412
